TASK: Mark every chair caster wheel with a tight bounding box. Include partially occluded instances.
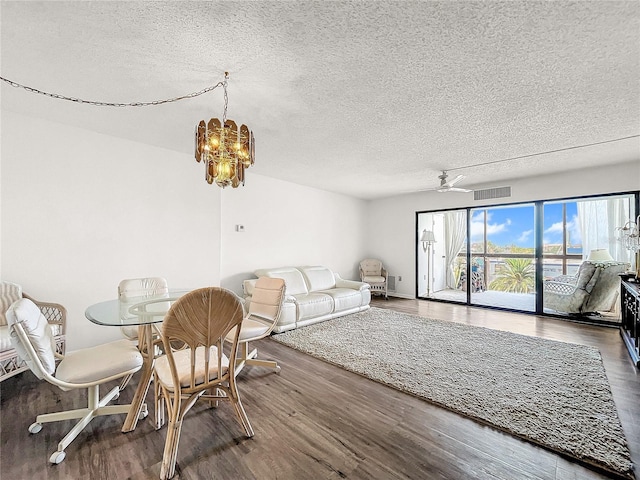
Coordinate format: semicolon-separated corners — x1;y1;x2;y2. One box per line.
275;365;281;374
139;405;149;420
28;422;42;434
50;450;66;464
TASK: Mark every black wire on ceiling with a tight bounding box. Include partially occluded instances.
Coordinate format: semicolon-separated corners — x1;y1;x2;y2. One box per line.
2;74;638;172
447;135;639;172
0;75;225;107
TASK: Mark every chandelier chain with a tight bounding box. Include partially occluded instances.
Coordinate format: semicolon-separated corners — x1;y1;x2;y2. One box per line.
222;72;229;123
0;75;225;107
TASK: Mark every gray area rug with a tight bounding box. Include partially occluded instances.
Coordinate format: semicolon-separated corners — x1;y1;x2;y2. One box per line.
272;307;633;478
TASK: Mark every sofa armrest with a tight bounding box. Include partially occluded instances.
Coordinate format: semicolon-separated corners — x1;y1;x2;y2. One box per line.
550;274;576;284
243;279;258;297
284;294;297;304
334;273;370;291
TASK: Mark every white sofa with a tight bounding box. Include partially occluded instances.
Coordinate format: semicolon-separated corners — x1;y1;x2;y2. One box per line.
243;266;371;333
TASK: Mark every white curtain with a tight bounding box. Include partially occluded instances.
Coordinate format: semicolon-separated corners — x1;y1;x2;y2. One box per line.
444;210;466;288
577;197;631;263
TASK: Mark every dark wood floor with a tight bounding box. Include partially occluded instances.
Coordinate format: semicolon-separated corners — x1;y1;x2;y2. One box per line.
1;298;638;479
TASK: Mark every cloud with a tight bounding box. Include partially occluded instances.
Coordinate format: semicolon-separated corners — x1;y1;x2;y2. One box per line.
544;214;582;245
567;214;582;245
545;221;564;235
470;211;509;240
518;229;533;243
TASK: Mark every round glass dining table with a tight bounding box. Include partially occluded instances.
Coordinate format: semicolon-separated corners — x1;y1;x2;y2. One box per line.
85;290;190;432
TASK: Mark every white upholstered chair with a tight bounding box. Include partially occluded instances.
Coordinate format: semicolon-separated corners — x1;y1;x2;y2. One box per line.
118;277;170;427
6;298;143;464
154;287;253;480
1;281;66;382
359;259;388;299
227;276;285;375
118;277;169;341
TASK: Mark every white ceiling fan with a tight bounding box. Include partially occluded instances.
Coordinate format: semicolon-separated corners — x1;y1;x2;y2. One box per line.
433;171;472;193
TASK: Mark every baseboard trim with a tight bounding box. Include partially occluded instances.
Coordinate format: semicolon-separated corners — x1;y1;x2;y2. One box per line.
386;292;414;300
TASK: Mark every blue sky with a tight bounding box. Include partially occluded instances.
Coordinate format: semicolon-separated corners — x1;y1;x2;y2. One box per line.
470;202;581;248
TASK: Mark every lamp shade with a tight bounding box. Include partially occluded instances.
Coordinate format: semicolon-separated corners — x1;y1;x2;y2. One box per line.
421;230;436;243
587;249;614;262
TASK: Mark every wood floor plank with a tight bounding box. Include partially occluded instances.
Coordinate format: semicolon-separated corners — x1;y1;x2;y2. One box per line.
0;298;638;479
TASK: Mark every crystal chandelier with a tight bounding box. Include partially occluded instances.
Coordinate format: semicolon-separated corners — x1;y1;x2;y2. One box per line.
194;72;255;188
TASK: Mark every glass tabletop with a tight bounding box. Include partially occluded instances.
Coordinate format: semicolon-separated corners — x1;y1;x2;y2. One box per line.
85;289;191;327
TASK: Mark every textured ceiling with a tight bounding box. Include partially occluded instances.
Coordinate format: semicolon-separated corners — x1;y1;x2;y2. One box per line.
1;1;638;199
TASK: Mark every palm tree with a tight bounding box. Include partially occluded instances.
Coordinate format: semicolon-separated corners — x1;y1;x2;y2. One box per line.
489;258;535;293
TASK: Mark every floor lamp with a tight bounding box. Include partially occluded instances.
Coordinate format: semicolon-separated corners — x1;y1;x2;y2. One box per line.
421;230;436;297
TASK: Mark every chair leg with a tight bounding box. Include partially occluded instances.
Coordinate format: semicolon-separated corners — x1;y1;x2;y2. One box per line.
154;373;166;429
159;389;205;480
54;385;118;460
160;415;184;480
235;342;280;375
31;384;141;464
227;379;254;437
119;372;133;391
245;358;280;372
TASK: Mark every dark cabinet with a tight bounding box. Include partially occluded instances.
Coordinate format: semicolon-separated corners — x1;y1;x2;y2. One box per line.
620;277;640;367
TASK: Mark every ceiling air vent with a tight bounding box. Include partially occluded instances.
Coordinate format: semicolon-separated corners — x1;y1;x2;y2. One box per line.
474;186;511;201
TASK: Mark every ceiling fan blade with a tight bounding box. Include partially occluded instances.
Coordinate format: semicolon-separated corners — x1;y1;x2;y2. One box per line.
427;171;470;193
444;174;465;187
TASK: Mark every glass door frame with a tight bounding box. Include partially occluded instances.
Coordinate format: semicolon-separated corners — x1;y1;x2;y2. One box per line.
415;190;640;319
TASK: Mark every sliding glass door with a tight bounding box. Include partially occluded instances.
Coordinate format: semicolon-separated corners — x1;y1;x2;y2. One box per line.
541;195;635;318
416;191;638;321
469;204;536;312
417;210;466;301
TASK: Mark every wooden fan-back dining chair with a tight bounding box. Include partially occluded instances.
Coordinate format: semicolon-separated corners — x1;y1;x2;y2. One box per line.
153;287;253;480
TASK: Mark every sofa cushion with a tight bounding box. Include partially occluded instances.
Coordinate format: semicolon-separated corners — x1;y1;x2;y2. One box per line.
255;267;309;296
299;266;336;292
295;293;334;320
362;275;385;283
318;288;363;311
0;282;22;327
575;262;598;292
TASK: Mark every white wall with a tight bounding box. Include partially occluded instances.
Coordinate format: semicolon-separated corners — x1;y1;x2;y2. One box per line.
367;160;640;299
2;110;638;349
219;174;368;295
1;111;222;349
1;112;368;351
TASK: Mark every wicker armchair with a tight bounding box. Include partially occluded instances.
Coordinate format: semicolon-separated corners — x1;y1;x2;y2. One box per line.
543;261;629;315
359;259;388;299
0;282;66;382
